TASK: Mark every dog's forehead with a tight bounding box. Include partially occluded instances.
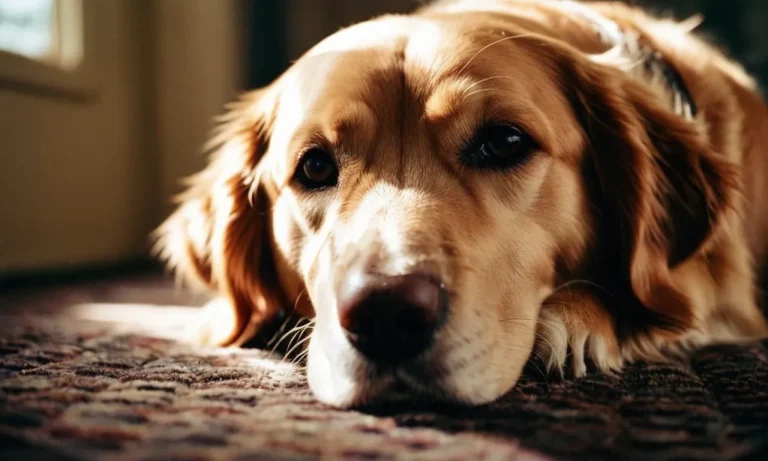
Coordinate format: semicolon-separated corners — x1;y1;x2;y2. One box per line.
305;15;450;63
273;17;515;130
287;14;498;97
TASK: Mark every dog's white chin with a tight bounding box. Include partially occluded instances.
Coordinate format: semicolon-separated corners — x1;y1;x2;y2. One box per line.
306;336;388;407
306;342;358;407
305;332;528;408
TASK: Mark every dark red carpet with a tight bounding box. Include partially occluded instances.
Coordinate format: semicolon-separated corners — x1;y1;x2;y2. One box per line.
1;272;766;460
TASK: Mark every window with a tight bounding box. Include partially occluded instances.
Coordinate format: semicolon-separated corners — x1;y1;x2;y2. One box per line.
0;0;55;61
0;0;82;70
0;0;89;97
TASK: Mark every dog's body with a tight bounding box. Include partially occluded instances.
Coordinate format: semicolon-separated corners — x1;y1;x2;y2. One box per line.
156;0;768;407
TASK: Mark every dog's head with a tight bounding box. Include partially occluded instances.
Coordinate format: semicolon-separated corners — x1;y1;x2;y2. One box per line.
156;11;737;407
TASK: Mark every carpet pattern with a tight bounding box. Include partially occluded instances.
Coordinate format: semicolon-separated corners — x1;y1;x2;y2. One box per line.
1;273;767;461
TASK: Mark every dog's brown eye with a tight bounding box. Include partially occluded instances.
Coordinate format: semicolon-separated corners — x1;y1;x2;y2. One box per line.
296;148;338;190
485;126;525;158
462;125;535;170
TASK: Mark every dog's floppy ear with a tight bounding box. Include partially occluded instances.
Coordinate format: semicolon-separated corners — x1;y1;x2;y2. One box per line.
154;87;286;346
556;48;739;330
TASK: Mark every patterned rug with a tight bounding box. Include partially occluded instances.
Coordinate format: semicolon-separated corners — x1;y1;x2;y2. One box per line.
1;272;767;461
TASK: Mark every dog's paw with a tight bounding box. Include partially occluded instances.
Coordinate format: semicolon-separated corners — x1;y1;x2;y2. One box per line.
184;297;251;347
535;299;623;379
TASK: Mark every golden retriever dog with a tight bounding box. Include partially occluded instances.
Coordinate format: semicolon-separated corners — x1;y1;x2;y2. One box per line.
155;0;768;407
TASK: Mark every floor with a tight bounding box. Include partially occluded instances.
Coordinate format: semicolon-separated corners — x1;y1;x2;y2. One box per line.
1;270;767;461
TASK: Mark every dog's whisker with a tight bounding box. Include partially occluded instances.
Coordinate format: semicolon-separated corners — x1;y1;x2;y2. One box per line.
285;320;315;346
290;356;309;369
287;343;312;371
264;314;296;351
268;318;314;360
535;319;570;349
290;348;311;366
268;318;305;349
265;289;307;349
457;33;540;75
533;331;562;358
551;279;614;298
282;324;314;356
463;75;517;92
282;334;314;365
462;87;503;101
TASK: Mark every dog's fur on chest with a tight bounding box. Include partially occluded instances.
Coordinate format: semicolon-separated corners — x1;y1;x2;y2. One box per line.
155;0;768;407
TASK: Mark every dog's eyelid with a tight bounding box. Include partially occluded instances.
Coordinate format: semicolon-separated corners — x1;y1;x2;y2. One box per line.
290;139;333;168
292;127;343;162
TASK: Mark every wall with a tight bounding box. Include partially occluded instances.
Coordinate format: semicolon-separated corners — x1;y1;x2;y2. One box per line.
0;1;154;272
0;0;246;273
151;0;247;218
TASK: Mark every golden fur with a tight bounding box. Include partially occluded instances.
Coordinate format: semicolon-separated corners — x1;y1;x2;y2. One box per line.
155;0;768;407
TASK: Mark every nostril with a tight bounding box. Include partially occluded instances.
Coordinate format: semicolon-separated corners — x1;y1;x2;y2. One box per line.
395;307;431;334
344;312;375;340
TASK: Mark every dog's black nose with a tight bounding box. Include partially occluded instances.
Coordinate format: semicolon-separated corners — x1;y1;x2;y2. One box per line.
336;271;446;363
